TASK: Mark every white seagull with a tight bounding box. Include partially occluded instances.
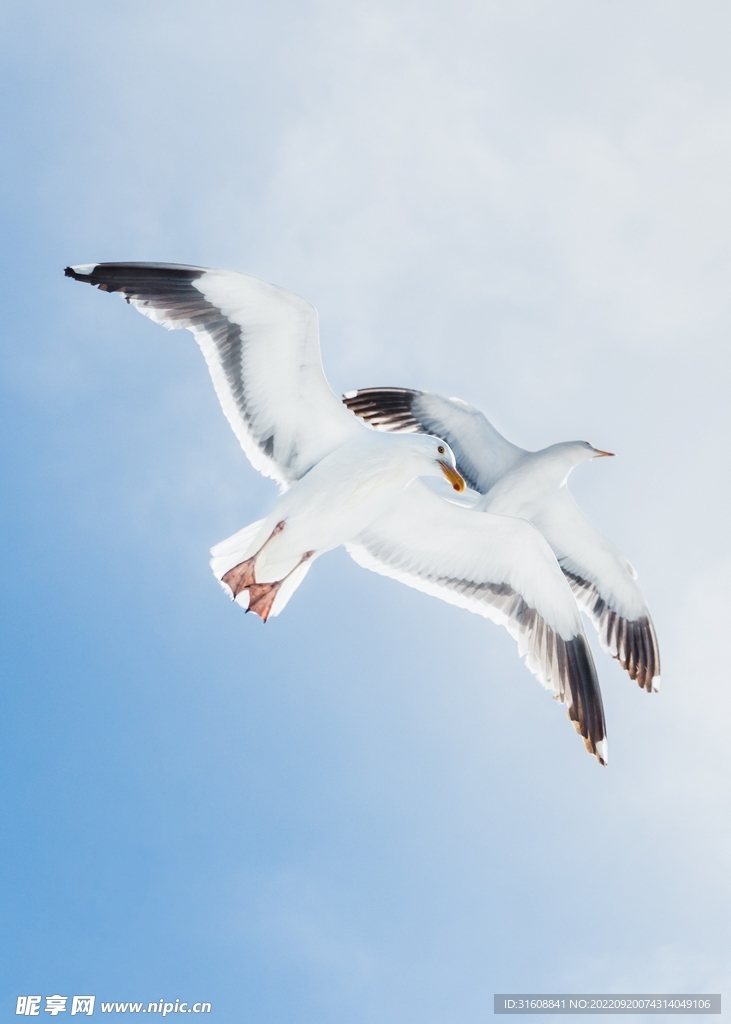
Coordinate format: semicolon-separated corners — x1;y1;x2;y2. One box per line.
66;263;607;763
343;387;660;693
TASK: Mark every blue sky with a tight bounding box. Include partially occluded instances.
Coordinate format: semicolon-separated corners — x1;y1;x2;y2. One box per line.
1;1;730;1020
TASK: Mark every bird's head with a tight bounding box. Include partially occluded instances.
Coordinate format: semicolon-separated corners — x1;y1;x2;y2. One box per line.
532;440;616;488
547;439;615;465
408;435;465;492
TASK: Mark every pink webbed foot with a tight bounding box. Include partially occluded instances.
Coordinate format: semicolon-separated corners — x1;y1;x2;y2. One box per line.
225;543;315;623
245;581;283;622
221;520;286;599
221;557;257;598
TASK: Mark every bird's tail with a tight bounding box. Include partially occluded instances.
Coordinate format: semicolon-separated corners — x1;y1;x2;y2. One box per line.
210;519;312;618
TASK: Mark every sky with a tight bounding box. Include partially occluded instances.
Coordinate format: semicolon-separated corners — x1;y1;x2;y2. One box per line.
1;1;731;1020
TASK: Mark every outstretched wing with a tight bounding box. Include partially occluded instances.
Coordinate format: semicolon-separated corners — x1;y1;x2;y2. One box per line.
66;262;361;487
343;386;523;493
347;481;607;764
536;494;660;693
346;388;660;692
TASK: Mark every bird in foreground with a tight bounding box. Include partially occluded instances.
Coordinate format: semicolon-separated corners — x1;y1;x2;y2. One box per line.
66;263;607;763
343;387;660;693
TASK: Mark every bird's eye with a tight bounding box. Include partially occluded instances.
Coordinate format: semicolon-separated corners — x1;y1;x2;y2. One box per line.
437;445;445;455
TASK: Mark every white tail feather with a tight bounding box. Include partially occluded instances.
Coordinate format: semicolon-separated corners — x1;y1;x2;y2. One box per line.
210;518;266;583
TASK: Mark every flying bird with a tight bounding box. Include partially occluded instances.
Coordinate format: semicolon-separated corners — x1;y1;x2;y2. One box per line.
66;263;607;762
343;387;660;693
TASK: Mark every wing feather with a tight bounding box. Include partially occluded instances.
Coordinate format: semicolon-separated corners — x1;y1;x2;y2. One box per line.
343;387;523;492
562;566;660;693
533;492;661;693
66;262;361;486
347;482;607;764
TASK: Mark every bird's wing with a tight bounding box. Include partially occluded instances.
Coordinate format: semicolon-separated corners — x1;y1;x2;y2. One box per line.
342;386;522;493
66;262;362;487
536;495;660;692
346;481;607;764
562;567;660;693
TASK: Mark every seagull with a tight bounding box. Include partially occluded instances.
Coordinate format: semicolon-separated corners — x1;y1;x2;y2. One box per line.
66;263;607;763
343;387;660;693
65;263;465;620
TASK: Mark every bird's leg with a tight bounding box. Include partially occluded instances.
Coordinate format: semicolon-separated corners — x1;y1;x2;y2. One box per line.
246;550;315;623
221;520;286;598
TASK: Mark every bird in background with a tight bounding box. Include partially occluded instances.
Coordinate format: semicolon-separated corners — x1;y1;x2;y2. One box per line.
343;387;660;694
65;262;608;763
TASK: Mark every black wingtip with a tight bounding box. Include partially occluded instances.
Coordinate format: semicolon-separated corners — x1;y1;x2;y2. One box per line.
563;634;608;766
64;264;100;284
63;262;208;301
342;387;425;433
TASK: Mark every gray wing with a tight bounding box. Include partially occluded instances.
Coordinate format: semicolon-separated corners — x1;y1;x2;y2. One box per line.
66;262;361;487
343;386;524;493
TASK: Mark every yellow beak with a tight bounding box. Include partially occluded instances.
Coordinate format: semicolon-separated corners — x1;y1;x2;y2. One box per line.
594;449;615;458
438;460;466;493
